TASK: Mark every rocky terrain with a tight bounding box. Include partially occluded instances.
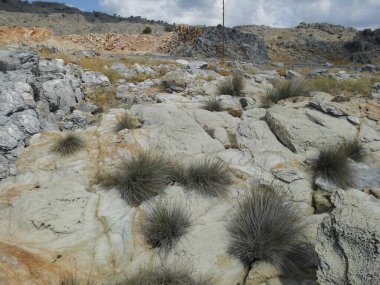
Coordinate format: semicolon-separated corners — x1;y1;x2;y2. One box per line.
0;1;380;285
0;44;379;284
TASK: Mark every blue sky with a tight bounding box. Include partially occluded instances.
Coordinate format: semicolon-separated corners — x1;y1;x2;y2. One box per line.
32;0;380;29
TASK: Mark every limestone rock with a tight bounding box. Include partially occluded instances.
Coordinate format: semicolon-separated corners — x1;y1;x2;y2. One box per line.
0;50;39;75
266;106;357;153
131;105;225;154
316;190;380;285
0;82;35;116
81;71;110;88
41;79;77;114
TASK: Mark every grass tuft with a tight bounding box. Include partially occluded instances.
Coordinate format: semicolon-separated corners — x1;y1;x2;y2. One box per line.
203;97;223;112
341;139;365;162
218;74;244;97
312;143;355;189
117;266;212;285
100;152;172;206
182;159;231;197
263;78;309;106
52;133;85;157
226;187;309;275
141;202;192;252
114;113;139;132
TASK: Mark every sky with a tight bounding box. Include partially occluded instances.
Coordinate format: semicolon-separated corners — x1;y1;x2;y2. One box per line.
32;0;380;29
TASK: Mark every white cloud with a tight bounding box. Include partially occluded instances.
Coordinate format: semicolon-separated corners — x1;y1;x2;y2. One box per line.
99;0;380;29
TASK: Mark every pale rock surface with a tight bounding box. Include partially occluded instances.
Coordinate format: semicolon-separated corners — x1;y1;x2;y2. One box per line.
316;190;380;285
131;105;225;154
266;106;357;153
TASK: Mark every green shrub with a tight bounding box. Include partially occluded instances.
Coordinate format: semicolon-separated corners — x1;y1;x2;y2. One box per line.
312;144;355;189
182;159;231;197
203;97;223;112
218;74;244;96
142;26;152;34
264;78;309;106
114;113;139;132
117;266;212;285
100;152;172;206
226;187;310;275
141;202;192;252
52;133;85;157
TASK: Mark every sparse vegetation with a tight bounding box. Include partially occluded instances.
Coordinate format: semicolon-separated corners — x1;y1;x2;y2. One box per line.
263;78;310;106
218;74;244;96
60;275;81;285
52;133;85;156
85;87;119;111
228;109;243;118
164;26;174;32
182;159;231;197
117;266;212;285
141;202;192;252
203;97;223;112
226;187;309;277
312;143;355;189
100;152;172;206
142;26;152;34
227;131;240;149
341;139;365;162
311;76;373;96
114;113;139;132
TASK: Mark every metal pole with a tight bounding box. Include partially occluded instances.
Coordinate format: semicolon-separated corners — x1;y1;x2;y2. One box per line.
222;0;225;63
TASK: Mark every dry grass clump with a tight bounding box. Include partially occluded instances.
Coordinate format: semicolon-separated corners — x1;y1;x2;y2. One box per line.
218;74;244;96
312;142;357;189
116;266;212;285
227;132;240;149
226;187;310;276
263;78;310;106
127;73;151;84
52;133;85;157
341;139;365;162
85;87;119;111
114;113;140;132
141;202;192;252
203;97;223;112
100;152;172;206
311;76;373;96
181;159;231;197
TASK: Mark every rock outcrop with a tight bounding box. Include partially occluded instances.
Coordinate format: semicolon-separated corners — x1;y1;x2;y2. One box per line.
316;190;380;285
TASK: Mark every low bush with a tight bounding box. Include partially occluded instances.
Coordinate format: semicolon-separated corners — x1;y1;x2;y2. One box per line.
141;202;192;252
52;133;85;156
263;78;309;106
312;143;355;189
203;97;223;112
182;159;231;197
100;152;172;206
142;26;152;34
218;74;244;96
114;113;139;132
117;266;212;285
226;187;310;275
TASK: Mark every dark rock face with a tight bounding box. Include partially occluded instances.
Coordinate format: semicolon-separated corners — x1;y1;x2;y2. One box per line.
175;26;269;62
344;28;380;63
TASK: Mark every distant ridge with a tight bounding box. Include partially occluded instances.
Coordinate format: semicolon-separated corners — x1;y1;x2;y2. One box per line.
0;0;172;26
